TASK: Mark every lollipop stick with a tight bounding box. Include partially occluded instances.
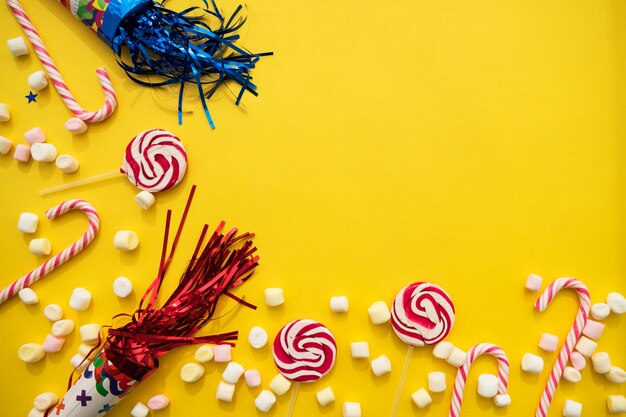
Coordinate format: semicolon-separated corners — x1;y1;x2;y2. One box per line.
39;170;121;196
285;382;300;417
390;345;413;417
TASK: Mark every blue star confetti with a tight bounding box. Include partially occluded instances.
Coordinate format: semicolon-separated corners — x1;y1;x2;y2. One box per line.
25;91;37;103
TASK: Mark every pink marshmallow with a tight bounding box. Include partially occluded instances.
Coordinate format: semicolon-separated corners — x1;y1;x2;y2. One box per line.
582;319;605;340
42;334;65;353
525;274;542;292
539;333;559;352
570;351;587;370
147;394;170;410
244;369;262;387
213;344;232;363
64;118;88;134
13;144;30;162
24;127;46;145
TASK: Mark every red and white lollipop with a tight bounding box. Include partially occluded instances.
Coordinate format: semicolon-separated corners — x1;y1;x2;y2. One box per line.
391;282;455;346
40;129;188;196
273;319;337;382
120;129;187;192
390;282;455;417
272;319;336;416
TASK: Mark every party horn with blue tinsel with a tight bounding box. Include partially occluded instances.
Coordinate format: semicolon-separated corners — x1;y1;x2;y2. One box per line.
57;0;271;127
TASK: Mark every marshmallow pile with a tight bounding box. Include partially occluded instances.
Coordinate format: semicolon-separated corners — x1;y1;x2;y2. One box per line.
433;340;467;368
130;394;171;417
17;212;56;257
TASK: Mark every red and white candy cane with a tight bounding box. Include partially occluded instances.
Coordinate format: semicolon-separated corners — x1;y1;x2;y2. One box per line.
534;278;590;417
6;0;117;122
0;200;100;305
449;343;509;417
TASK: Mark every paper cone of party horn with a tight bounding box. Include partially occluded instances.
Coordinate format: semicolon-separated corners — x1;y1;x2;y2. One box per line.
45;185;259;417
54;0;272;127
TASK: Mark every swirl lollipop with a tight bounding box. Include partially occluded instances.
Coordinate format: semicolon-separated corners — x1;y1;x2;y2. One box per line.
390;282;455;417
273;319;337;416
40;129;188;196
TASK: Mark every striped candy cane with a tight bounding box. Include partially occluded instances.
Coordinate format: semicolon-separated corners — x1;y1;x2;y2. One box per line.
0;200;100;305
449;343;510;417
534;278;590;417
6;0;117;122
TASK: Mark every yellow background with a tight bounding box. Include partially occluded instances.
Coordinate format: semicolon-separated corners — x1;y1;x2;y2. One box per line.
1;0;625;416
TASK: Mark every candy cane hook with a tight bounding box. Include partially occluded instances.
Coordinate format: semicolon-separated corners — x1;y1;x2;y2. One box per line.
449;343;510;417
0;200;100;305
6;0;117;122
534;278;590;417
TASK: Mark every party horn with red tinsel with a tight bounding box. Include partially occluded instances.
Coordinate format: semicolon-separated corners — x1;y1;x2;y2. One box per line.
45;185;258;416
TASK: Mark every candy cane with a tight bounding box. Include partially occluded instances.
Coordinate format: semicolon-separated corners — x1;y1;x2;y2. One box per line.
534;278;590;417
449;343;509;417
0;200;100;305
6;0;117;122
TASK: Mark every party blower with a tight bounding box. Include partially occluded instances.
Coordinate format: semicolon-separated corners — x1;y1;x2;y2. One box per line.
44;185;259;416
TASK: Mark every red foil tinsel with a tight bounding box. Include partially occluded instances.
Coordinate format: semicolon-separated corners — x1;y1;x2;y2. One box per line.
102;185;259;381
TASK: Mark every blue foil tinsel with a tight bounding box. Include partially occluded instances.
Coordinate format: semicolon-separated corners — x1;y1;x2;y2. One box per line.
111;0;272;127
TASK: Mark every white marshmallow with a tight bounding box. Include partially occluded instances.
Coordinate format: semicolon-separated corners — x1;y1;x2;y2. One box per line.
608;395;626;413
446;347;467;368
216;381;235;402
112;276;133;298
411;389;432;409
0;103;9;122
18;212;38;233
33;392;59;411
69;354;88;370
222;361;245;383
135;191;155;210
254;390;276;413
606;366;626;384
330;296;349;313
130;402;150;417
428;371;446;393
51;319;74;337
521;353;544;374
7;37;28;57
31;143;57;162
18;288;38;305
114;230;139;251
248;326;268;349
343;402;362;417
29;238;51;256
316;386;335;406
477;374;499;398
368;301;391;324
591;352;612;374
0;136;13;154
350;341;370;358
18;343;45;363
591;302;611;320
43;304;63;321
563;367;582;383
428;371;446;392
70;287;92;311
264;288;284;307
80;324;101;344
78;343;96;358
194;344;213;363
28;71;48;91
28;408;44;417
433;341;454;360
269;373;291;395
55;154;79;173
371;354;392;377
575;336;597;357
607;292;626;314
562;399;582;417
494;394;511;407
180;362;204;382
